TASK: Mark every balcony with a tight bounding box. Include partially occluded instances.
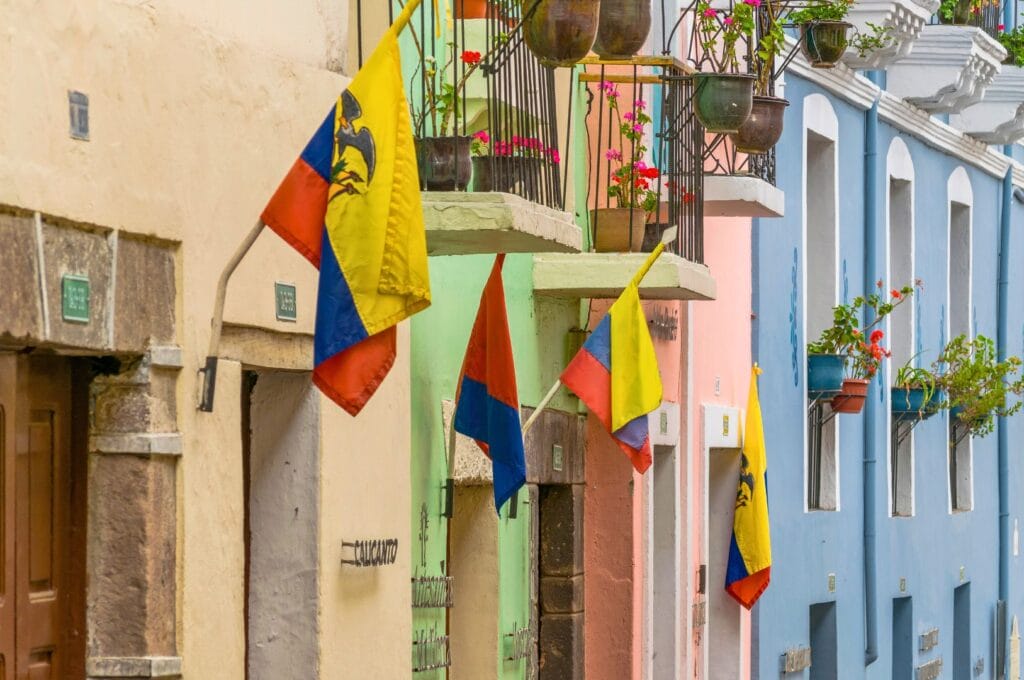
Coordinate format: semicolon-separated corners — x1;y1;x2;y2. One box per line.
886;24;1008;113
954;65;1024;144
839;0;941;69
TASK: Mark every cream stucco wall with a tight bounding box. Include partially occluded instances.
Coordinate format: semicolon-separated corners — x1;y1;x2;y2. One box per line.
0;1;412;677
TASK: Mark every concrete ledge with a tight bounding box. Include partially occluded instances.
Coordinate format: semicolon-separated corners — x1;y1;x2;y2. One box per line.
87;656;182;678
220;323;314;371
423;192;581;256
703;175;785;218
148;345;183;369
532;252;716;301
442;399;493;485
90;432;183;456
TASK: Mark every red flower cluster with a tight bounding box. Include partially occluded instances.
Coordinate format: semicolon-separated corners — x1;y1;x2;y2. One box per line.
461;50;482;65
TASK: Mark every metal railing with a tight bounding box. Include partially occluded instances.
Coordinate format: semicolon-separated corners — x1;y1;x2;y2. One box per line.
928;0;1005;36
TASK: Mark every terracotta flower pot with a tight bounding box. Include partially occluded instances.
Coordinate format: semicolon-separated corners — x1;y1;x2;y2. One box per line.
591;207;647;252
729;95;789;155
592;0;652;60
416;136;473;191
800;21;852;68
453;0;490;19
692;72;755;134
831;378;869;414
522;0;601;68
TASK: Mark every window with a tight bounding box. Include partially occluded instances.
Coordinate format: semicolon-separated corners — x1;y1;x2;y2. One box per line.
809;601;838;680
804;95;840;512
947;168;973;512
887;139;915;517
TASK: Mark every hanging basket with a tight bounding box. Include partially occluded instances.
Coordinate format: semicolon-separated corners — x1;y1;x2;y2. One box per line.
831;378;869;414
416;136;473;191
592;0;652;60
522;0;600;68
800;21;852;68
892;387;944;421
729;95;789;155
692;73;755;134
808;353;845;399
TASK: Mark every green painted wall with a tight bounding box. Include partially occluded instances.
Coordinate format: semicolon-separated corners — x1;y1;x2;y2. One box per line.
410;252;580;678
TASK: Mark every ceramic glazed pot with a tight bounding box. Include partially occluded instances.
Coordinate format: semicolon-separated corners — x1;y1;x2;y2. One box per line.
522;0;601;68
415;136;473;191
892;387;944;420
692;72;755;134
831;378;869;414
807;353;846;398
729;95;790;154
800;21;852;68
591;207;647;252
592;0;652;59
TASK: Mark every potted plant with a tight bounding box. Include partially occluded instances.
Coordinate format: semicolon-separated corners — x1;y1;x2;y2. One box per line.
730;0;789;154
522;0;601;68
934;334;1024;438
453;0;492;19
471;131;560;195
892;360;943;421
411;45;490;190
592;81;659;252
997;24;1024;66
788;0;854;68
693;0;757;133
807;282;916;413
938;0;987;25
593;0;652;60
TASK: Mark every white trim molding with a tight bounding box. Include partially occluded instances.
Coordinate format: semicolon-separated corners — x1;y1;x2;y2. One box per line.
841;0;940;70
887;25;1008;113
953;65;1024;145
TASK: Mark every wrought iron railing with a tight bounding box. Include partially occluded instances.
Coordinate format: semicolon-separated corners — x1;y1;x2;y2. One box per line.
928;0;1005;37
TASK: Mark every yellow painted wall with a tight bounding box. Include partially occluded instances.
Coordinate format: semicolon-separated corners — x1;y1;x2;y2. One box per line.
0;0;412;677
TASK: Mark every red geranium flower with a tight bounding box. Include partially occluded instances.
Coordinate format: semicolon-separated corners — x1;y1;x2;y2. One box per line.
870;329;884;343
641;167;660;179
461;50;482;65
891;289;902;299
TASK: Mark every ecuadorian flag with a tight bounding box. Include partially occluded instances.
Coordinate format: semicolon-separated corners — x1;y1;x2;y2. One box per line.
725;366;772;609
561;246;664;473
261;20;430;415
453;255;526;513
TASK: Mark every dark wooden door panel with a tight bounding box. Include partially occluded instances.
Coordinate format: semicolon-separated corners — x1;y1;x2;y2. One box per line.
0;356;16;680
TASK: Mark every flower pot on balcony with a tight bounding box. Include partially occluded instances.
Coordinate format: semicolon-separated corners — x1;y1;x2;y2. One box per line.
591;207;647;252
692;72;755;134
453;0;490;19
729;95;789;154
522;0;601;68
938;0;973;24
892;387;944;420
800;21;852;68
471;156;542;196
831;378;869;414
592;0;652;59
808;353;846;398
416;136;473;191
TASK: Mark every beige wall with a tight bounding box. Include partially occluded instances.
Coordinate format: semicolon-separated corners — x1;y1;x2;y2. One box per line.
0;0;412;677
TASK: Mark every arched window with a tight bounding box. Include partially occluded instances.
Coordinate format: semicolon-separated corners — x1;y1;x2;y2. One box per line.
947;166;973;512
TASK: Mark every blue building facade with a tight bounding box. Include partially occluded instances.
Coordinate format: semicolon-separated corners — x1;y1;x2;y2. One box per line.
752;53;1024;678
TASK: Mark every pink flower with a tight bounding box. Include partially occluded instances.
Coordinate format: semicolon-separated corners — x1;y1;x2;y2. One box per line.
634;99;646;109
623;111;635;122
633;123;643;133
473;130;490;144
512;135;523;147
998;23;1006;30
703;7;717;17
724;16;734;25
605;148;622;161
548;148;561;163
744;0;762;6
634;160;648;171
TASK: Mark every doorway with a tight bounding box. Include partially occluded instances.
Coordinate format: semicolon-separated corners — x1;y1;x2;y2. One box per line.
0;354;88;679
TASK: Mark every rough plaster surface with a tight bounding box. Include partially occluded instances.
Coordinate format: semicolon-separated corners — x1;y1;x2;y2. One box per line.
248;372;320;680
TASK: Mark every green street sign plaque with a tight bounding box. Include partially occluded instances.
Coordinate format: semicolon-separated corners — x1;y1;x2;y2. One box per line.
61;274;90;323
275;282;297;322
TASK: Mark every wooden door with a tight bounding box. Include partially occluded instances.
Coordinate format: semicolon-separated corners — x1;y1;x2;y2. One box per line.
0;355;84;680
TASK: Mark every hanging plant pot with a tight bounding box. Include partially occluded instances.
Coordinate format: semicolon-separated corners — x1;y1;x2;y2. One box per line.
892;387;944;420
808;353;846;398
592;0;652;60
831;378;869;414
800;21;852;68
416;136;473;191
591;207;647;252
729;95;789;155
692;73;755;134
453;0;490;19
522;0;601;68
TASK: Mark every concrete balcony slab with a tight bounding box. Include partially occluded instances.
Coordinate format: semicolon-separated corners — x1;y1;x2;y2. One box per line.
423;192;582;256
703;175;785;218
954;65;1024;144
887;25;1007;113
840;0;939;70
532;252;716;301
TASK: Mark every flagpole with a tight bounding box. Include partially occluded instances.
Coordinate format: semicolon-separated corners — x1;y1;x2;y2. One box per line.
444;418;457;518
391;0;426;36
521;240;670;434
199;218;267;411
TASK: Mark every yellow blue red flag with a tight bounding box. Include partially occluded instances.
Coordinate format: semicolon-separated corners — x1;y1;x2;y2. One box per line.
261;21;430;415
725;365;772;609
560;245;664;472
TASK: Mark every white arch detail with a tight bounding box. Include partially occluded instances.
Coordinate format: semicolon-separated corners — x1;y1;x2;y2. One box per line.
803;94;839;141
948;166;974;207
887;136;915;183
